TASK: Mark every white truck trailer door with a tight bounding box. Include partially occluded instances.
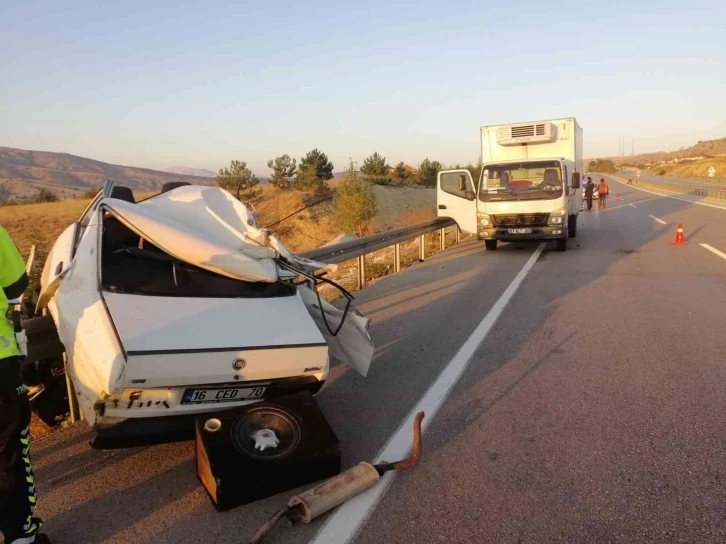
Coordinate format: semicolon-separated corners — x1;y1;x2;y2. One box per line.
437;169;478;234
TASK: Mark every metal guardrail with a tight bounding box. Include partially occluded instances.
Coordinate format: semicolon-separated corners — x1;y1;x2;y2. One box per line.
300;217;459;289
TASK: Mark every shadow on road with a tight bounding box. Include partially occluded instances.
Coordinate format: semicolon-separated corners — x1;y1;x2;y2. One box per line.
48;458;198;543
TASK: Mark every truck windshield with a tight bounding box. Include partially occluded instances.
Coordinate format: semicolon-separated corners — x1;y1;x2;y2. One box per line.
478;161;563;202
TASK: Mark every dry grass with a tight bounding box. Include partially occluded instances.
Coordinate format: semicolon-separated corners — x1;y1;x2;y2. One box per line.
0;198;91;260
250;186;339;252
649;156;726;179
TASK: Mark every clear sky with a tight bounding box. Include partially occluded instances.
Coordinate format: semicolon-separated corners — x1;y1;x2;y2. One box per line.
2;0;725;175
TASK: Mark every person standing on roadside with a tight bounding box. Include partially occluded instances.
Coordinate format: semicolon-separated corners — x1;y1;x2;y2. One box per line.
598;178;609;209
0;226;50;544
584;176;596;211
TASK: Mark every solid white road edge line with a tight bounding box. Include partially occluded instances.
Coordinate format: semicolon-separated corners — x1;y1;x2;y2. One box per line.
648;214;667;225
700;243;726;262
609;176;726;211
310;243;546;544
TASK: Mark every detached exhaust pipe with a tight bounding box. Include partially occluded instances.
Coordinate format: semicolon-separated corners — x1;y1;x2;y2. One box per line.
248;411;425;544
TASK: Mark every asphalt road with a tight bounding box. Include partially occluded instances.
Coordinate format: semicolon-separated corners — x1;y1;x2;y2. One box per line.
619;169;726;190
22;179;726;544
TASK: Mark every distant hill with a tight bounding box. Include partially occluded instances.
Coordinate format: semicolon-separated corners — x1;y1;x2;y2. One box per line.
165;166;216;178
587;136;726;167
0;146;213;201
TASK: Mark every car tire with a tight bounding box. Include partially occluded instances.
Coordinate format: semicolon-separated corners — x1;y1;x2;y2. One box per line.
484;240;497;251
556;237;567;252
568;215;577;238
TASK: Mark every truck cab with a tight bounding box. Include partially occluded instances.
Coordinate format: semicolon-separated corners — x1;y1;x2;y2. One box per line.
437;119;582;252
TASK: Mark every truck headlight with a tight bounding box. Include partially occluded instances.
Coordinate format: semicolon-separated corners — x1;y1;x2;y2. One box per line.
548;208;566;226
477;214;491;227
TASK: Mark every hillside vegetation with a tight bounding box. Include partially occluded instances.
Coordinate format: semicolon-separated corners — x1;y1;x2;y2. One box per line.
0;146;212;201
594;136;726;167
644;156;726;178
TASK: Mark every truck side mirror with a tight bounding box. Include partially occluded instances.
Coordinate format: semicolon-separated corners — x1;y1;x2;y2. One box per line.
571;172;581;189
458;174;467;192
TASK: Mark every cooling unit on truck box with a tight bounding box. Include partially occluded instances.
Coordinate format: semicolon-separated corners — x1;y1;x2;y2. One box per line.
496;122;555;146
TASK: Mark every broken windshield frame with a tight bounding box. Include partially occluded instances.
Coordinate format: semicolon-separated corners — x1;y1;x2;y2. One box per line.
478;160;564;202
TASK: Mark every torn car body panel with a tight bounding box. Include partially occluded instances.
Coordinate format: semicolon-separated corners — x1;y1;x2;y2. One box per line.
35;184;373;431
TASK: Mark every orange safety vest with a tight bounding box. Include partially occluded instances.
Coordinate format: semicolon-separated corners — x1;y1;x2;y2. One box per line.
598;182;608;195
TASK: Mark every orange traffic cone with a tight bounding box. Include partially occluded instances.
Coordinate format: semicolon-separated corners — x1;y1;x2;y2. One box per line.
671;222;688;245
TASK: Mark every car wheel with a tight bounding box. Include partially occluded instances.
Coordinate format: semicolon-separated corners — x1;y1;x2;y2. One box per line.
568;215;577;238
484;240;497;251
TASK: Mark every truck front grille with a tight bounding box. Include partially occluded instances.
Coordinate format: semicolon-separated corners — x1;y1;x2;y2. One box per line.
491;214;549;227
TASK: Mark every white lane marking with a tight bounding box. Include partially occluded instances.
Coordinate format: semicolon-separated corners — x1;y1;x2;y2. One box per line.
700;244;726;261
311;243;546;544
648;214;667;225
610;176;726;211
628;203;637;208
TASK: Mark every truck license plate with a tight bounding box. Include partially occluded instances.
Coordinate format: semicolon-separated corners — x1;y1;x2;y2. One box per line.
508;228;532;234
182;386;266;405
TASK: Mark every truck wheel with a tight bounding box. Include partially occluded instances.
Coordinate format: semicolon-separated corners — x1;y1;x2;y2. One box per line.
556;238;567;252
484;240;497;251
568;215;577;238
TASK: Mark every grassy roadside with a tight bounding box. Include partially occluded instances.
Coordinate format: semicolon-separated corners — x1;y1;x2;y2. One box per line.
641;156;726;184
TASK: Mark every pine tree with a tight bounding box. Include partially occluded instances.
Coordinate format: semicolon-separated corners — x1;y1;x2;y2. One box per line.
360;152;391;185
294;163;329;192
299;148;334;181
267;154;297;188
392;161;410;184
216;160;259;199
417;158;443;187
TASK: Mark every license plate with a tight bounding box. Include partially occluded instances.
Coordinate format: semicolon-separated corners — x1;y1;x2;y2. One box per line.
182;386;267;405
508;228;532;234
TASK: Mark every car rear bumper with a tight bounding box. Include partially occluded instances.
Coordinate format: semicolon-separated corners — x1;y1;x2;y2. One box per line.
94;374;325;435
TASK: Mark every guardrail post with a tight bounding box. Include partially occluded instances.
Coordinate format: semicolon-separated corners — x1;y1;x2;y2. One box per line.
357;254;366;289
394;243;401;273
419;234;425;261
456;226;461;244
439;228;446;251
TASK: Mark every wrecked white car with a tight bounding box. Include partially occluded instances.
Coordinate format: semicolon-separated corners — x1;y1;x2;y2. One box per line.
26;182;373;447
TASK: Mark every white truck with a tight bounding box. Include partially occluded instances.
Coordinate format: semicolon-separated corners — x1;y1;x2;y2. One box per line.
437;118;583;252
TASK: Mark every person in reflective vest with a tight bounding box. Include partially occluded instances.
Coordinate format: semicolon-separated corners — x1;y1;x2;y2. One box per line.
0;226;50;544
598;178;609;209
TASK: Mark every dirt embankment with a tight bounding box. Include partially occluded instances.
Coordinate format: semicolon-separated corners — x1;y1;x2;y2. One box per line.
646;156;726;179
